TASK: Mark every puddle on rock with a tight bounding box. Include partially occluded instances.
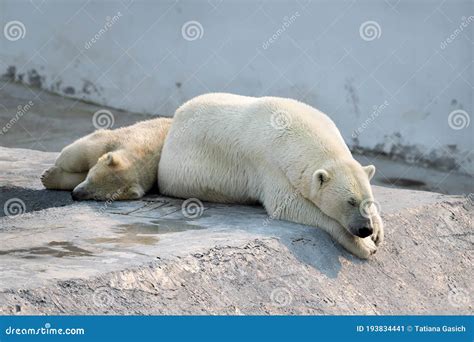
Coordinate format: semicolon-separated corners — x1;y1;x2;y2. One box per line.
89;223;160;245
150;219;206;233
0;241;93;258
88;220;206;246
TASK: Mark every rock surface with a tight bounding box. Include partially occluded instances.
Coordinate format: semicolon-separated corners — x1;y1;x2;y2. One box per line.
0;146;472;315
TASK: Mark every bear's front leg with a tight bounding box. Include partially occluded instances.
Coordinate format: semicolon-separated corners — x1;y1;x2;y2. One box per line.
371;213;384;246
290;203;378;259
324;219;378;259
262;180;378;259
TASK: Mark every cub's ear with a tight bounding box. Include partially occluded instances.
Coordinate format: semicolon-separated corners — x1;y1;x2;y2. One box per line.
100;152;120;167
312;169;330;189
363;165;376;180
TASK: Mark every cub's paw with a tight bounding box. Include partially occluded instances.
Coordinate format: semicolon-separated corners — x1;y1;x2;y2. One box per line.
41;166;61;189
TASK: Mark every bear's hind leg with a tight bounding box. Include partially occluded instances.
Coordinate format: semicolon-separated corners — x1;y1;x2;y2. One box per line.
41;166;87;190
55;144;91;173
55;131;111;173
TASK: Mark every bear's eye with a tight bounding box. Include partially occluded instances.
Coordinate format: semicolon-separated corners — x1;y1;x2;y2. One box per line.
348;198;357;207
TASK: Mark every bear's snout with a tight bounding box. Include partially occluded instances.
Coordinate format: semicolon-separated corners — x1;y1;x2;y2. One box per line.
72;188;89;201
349;217;373;238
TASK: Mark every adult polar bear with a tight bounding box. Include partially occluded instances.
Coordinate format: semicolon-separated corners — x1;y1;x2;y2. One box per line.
158;93;384;259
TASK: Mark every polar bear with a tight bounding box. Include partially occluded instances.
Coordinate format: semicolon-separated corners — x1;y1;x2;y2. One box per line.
41;117;172;200
158;93;384;259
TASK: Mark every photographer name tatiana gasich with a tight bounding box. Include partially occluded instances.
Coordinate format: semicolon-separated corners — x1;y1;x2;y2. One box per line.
414;325;466;333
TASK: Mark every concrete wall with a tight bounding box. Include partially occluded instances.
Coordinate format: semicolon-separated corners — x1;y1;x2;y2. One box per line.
1;0;472;175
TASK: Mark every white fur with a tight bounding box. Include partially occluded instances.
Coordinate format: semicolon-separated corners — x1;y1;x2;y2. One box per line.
158;93;384;258
42;118;172;200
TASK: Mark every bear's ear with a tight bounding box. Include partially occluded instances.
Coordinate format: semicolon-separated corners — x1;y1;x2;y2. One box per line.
363;165;376;180
312;169;330;189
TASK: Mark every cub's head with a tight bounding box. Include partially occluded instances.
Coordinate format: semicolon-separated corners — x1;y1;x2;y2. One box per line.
72;152;145;201
307;159;378;238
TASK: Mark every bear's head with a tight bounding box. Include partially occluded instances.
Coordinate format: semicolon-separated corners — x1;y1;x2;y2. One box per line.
72;151;145;201
307;158;378;238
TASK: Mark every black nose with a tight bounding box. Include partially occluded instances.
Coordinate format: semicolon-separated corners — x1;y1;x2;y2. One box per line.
71;189;88;201
358;227;373;238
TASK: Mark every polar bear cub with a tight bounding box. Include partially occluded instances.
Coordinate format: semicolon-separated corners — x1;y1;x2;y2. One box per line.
41;118;172;200
158;93;384;259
